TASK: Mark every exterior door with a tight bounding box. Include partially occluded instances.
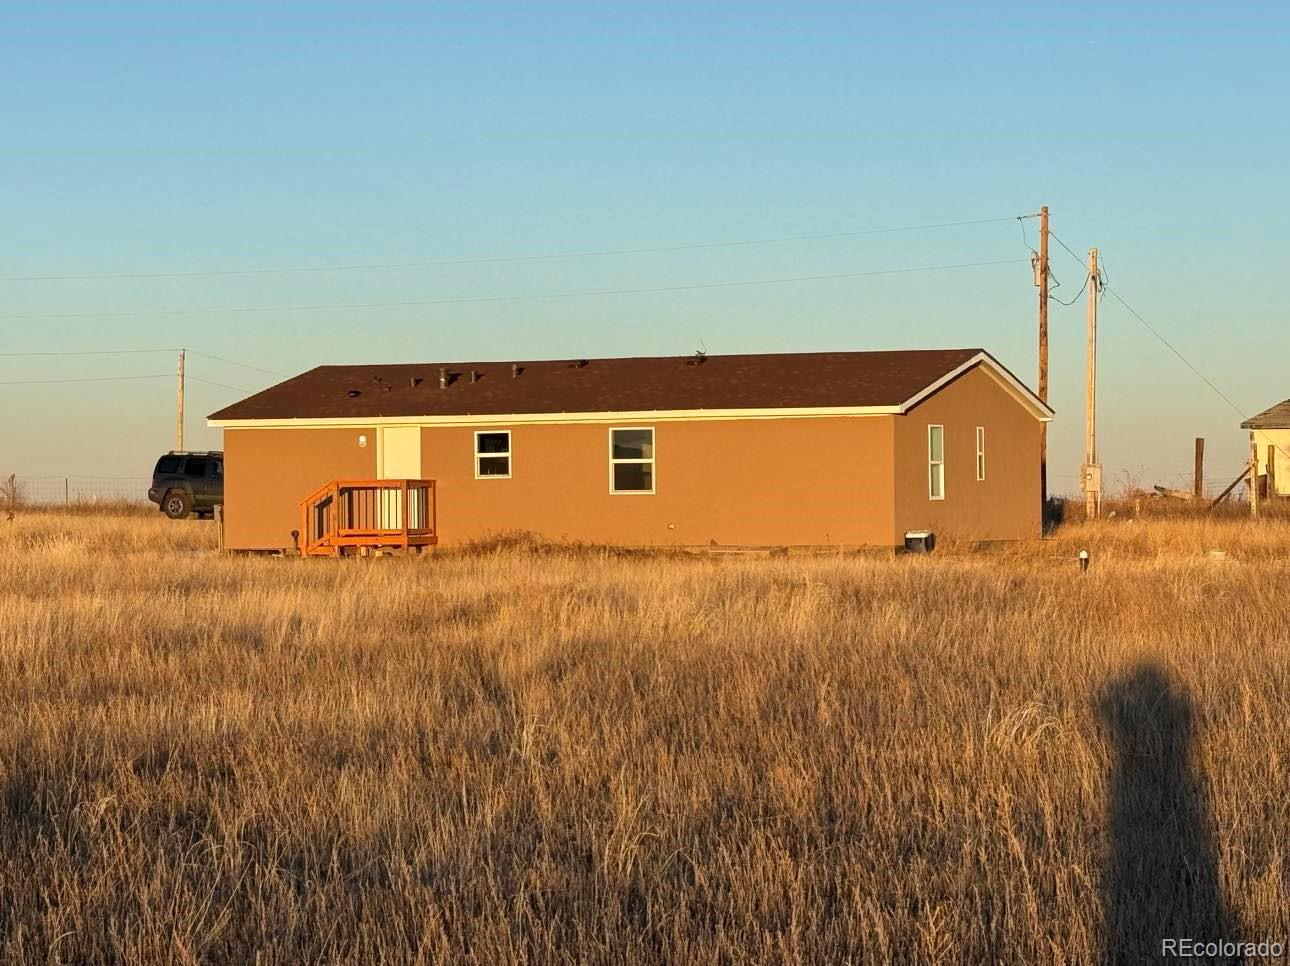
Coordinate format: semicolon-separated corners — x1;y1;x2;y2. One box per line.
377;427;423;527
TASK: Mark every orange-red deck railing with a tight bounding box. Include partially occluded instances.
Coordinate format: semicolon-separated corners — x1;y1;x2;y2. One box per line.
298;479;437;557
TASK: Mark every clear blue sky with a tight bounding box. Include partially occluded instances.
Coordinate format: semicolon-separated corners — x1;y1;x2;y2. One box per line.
3;2;1287;494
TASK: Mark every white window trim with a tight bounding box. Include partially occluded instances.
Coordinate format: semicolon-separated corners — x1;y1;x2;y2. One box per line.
473;429;512;479
609;426;656;495
975;426;986;482
928;424;945;501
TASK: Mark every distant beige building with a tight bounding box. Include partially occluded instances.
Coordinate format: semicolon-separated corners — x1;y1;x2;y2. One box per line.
1242;399;1290;496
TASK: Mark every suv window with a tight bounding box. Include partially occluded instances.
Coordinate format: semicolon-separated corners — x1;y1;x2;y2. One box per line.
156;456;182;474
213;459;223;479
184;457;208;478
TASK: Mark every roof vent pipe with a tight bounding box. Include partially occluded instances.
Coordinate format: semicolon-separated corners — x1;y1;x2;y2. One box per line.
511;363;519;379
438;368;447;389
470;370;479;383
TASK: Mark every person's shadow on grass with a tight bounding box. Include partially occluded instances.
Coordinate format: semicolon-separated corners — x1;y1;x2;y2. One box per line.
1099;662;1237;964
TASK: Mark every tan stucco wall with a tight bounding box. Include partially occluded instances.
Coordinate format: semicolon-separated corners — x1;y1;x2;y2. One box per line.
217;369;1045;551
223;426;377;550
420;417;896;547
1251;429;1290;496
218;417;894;550
892;366;1042;543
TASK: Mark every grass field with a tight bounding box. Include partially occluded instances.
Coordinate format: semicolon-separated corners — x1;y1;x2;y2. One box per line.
0;510;1286;963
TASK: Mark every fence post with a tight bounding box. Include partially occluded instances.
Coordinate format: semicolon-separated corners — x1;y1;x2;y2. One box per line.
215;504;225;553
1268;444;1278;501
65;476;70;505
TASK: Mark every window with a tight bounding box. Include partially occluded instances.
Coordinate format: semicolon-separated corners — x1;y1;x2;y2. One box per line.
474;431;511;478
928;425;945;500
155;456;181;474
610;428;654;493
184;457;208;479
213;459;223;480
975;426;986;481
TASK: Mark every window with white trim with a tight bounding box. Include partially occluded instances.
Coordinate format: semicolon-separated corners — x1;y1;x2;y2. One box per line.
975;426;986;481
474;430;511;478
610;428;654;493
928;425;945;500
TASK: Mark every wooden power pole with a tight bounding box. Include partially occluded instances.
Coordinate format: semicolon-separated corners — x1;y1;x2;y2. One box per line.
1037;206;1050;508
1249;437;1260;518
1194;438;1205;498
1081;248;1101;519
176;348;186;452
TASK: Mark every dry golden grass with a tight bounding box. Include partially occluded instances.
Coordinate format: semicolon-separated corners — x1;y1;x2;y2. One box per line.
0;511;1286;963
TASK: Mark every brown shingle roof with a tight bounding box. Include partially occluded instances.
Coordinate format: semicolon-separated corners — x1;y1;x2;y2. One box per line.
1241;399;1290;430
209;348;1000;421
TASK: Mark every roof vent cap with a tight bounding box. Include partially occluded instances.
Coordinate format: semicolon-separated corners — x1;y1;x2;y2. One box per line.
347;389;361;398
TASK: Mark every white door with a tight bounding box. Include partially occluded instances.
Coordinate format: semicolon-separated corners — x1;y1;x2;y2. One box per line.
378;427;422;527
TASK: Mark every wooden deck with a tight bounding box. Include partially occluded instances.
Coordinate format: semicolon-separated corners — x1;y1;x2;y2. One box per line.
298;479;438;558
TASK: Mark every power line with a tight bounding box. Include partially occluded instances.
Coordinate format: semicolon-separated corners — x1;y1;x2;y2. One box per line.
0;347;170;358
0;346;284;377
0;372;253;393
0;257;1028;321
1048;270;1091;307
0;373;171;387
1049;231;1247;417
187;375;255;393
1101;285;1251;420
1047;230;1089;270
185;350;284;377
0;216;1028;282
1049;229;1289;469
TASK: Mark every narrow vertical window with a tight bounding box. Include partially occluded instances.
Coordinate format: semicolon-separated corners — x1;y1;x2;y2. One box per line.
976;426;986;481
928;425;945;500
610;428;655;493
474;430;511;478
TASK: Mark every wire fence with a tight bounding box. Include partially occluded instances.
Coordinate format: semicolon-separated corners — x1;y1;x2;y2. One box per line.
6;475;151;505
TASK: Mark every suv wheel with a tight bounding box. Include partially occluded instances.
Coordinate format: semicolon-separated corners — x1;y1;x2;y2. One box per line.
162;490;192;520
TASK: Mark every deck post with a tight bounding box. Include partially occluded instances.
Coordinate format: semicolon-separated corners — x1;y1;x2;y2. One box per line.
401;480;409;548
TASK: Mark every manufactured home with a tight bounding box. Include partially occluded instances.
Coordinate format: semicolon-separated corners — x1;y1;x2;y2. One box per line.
207;348;1052;553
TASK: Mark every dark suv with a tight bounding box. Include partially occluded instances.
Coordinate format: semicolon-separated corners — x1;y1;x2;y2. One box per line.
148;451;224;519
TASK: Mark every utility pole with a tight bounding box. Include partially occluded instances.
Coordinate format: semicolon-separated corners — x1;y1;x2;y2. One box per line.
1194;438;1205;499
1249;437;1260;518
176;348;186;452
1081;248;1101;519
1036;205;1050;508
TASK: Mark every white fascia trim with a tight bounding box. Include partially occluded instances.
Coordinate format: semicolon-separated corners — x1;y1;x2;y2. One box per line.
207;405;900;430
899;352;1054;421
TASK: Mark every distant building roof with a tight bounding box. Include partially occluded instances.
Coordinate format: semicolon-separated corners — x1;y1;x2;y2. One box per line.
1242;399;1290;430
208;348;1052;423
